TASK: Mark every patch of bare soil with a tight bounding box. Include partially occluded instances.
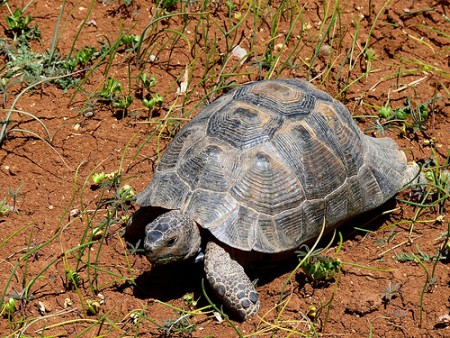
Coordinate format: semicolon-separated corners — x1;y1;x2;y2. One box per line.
0;0;449;337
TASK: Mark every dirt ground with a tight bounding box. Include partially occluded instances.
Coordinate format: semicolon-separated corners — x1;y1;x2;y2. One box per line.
0;0;449;337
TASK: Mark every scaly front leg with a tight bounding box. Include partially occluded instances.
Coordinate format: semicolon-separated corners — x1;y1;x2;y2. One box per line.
204;241;260;320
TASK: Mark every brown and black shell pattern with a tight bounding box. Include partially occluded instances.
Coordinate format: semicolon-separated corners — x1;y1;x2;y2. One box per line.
136;79;409;253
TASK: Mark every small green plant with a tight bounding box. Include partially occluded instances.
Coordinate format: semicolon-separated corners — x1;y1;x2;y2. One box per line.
64;46;97;72
120;34;141;52
378;98;393;119
86;300;101;315
97;78;133;113
225;0;236;17
0;297;16;319
65;268;82;290
374;96;438;136
182;293;198;309
365;48;378;64
394;96;434;132
126;239;143;255
139;73;156;91
118;184;135;201
161;313;196;335
5;8;41;41
98;78;123;102
401;150;449;220
92;172;106;185
298;253;342;284
142;93;164;110
7;184;23;213
113;94;133;110
381;281;403;305
138;73;164;114
394;245;434;262
91;171;121;189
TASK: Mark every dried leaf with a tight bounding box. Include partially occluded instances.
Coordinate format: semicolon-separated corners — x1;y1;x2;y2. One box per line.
176;67;189;95
212;311;223;323
64;298;73;308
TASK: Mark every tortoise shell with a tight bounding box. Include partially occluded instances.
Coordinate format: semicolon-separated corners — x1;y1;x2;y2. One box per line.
136;79;409;253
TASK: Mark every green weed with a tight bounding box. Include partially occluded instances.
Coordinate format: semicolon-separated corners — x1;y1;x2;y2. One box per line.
7;184;23;213
394;245;435;262
297;251;342;284
96;77;133;114
5;8;41;41
366;95;439;137
381;281;403;305
138;73;164;115
0;297;16;319
294;224;340;282
160;314;197;335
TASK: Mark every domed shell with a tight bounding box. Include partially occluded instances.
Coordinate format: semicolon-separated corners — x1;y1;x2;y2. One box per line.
137;79;409;253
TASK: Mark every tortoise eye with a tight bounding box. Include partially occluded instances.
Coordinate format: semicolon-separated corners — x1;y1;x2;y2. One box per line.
167;237;177;247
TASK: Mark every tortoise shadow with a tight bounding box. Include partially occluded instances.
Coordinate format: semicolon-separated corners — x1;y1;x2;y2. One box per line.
132;263;204;302
125;198;399;302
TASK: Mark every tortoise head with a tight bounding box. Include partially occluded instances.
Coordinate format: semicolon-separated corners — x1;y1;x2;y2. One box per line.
144;210;201;264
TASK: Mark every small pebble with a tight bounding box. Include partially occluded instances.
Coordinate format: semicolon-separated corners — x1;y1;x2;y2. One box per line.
319;44;332;57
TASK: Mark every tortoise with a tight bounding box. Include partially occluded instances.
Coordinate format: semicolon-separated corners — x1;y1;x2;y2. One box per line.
134;79;418;320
